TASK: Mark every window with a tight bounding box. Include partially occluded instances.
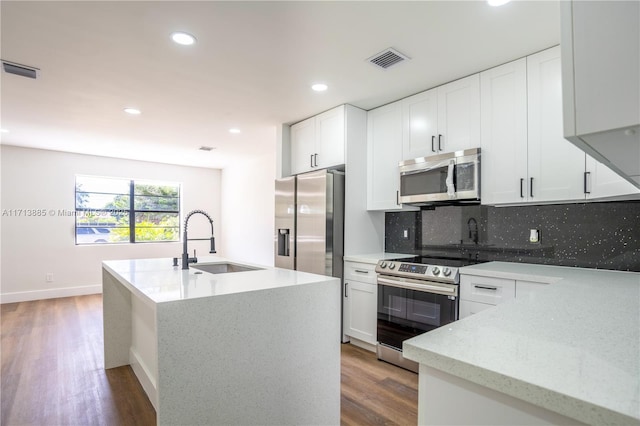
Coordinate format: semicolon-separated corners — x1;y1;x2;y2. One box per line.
75;176;180;244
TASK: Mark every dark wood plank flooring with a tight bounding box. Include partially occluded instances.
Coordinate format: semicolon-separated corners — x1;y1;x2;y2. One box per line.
1;295;417;425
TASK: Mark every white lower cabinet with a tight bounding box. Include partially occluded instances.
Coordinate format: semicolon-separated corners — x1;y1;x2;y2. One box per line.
460;275;516;306
515;280;549;301
459;300;493;318
460;274;548;319
343;261;377;344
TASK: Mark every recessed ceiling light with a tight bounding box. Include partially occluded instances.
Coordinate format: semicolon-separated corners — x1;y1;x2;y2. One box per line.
124;108;141;115
311;83;328;92
487;0;511;6
229;128;241;134
171;32;196;46
0;128;9;133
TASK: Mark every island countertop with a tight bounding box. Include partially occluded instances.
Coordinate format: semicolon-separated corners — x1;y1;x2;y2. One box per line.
102;256;336;304
403;262;640;425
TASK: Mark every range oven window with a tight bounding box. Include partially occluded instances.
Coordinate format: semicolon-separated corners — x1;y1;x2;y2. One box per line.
377;284;457;351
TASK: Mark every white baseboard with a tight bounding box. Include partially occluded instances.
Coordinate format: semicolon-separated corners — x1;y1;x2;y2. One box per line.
0;284;102;304
129;347;158;410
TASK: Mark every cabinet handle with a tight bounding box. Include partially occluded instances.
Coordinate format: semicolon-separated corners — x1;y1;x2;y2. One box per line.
584;171;591;194
310;154;314;168
474;285;498;291
354;270;369;274
396;190;400;206
520;178;524;198
314;153;318;167
530;177;534;198
431;136;436;153
438;134;443;151
345;282;349;298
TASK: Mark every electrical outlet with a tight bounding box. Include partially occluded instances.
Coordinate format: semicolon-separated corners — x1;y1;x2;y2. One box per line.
529;229;540;243
46;273;54;283
403;229;410;240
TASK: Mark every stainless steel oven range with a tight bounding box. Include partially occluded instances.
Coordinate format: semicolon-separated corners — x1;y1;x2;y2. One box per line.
376;260;460;373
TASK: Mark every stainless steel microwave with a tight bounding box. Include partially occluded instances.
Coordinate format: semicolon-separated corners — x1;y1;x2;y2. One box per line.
399;148;481;205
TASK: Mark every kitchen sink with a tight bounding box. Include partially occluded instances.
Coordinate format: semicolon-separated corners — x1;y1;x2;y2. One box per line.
191;262;262;274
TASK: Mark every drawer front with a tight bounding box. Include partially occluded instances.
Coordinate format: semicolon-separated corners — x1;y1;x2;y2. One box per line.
460;300;494;319
460;275;516;305
344;261;376;284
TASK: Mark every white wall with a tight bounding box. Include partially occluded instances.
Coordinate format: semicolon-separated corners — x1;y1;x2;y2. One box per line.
0;145;221;303
220;133;276;267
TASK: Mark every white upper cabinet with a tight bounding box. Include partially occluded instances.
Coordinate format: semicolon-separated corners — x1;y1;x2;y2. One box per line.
561;0;640;186
290;117;316;175
402;75;480;160
481;46;638;205
585;155;640;199
367;101;406;211
316;106;346;169
290;105;345;175
480;58;528;204
526;46;586;203
401;88;438;160
437;74;481;154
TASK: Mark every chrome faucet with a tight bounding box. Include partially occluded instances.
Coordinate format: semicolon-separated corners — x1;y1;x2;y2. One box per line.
181;209;216;269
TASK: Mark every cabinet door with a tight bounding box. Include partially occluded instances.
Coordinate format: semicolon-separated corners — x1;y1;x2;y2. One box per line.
367;102;404;210
401;88;438;160
316;105;345;169
343;280;377;345
527;46;586;203
290;117;316;175
459;300;493;319
437;74;481;154
515;280;549;301
480;58;528;204
586;155;640;199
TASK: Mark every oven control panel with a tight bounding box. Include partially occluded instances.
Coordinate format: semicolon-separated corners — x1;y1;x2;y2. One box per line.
376;260;459;284
398;263;427;274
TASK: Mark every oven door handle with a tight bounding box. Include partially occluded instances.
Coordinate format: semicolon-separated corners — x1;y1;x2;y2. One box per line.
377;277;457;297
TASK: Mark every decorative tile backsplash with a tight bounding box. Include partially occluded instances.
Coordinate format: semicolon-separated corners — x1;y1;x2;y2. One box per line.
385;201;640;272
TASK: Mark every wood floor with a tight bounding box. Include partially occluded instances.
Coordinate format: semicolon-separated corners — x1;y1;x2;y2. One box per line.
1;295;417;425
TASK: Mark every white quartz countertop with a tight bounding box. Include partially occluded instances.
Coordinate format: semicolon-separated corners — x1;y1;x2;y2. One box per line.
403;262;640;426
343;252;415;265
102;256;338;304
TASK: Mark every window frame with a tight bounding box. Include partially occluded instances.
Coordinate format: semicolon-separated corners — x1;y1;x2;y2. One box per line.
74;176;181;245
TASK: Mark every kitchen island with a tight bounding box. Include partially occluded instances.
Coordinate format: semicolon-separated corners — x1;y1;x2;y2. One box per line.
102;257;340;425
404;262;640;426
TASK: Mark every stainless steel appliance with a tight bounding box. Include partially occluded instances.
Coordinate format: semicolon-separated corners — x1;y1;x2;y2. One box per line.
399;148;481;206
376;260;460;373
274;169;344;278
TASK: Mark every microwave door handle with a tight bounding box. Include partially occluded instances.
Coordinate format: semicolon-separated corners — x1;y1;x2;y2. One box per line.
445;160;456;198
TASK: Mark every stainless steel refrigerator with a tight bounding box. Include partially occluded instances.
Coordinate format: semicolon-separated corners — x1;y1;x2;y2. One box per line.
274;169;344;279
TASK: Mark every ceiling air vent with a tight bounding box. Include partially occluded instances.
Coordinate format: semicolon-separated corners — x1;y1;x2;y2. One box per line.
2;60;39;79
199;146;215;151
367;48;410;70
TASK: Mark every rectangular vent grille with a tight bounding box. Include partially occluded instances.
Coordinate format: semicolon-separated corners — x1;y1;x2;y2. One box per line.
2;60;39;79
367;48;410;70
199;146;215;151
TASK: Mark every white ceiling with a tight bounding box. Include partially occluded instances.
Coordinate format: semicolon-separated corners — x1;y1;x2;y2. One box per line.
0;0;560;169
